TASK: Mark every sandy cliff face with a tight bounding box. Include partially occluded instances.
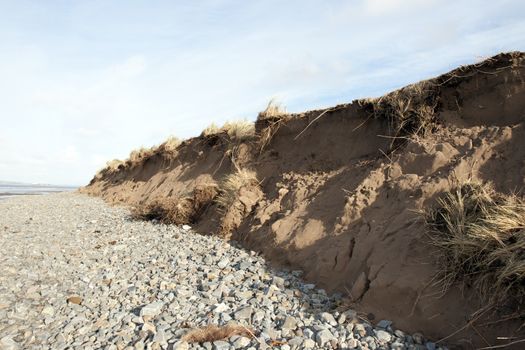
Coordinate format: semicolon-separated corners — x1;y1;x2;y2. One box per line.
82;52;525;348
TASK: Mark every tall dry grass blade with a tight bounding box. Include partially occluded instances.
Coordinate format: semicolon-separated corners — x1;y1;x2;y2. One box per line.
216;168;259;211
222;120;255;142
257;99;287;120
425;180;525;302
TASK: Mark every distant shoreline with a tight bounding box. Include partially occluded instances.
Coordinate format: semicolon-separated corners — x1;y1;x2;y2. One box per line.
0;184;77;199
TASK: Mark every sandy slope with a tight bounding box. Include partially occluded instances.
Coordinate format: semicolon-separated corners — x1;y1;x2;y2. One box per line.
82;52;525;348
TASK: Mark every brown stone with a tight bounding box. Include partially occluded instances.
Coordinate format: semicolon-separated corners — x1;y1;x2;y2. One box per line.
67;296;82;305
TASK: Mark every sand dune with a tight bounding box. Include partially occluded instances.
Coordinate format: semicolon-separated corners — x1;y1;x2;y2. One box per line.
83;52;525;348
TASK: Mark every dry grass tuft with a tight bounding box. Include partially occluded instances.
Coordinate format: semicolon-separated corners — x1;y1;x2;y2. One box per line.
257;99;287;120
128;147;154;164
257;121;280;154
99;159;124;174
160;136;181;153
359;81;439;142
132;197;193;225
425;180;525;302
182;324;254;343
222;120;255;142
106;159;124;171
131;184;218;225
201;123;221;137
256;101;289;153
216;168;259;210
94;159;125;179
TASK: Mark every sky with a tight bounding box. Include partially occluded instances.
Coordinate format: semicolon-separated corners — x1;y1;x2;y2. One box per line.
0;0;524;186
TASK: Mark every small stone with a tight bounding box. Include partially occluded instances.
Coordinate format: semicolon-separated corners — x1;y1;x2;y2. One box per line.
132;316;144;324
0;336;19;350
173;341;189;350
376;320;392;329
234;306;253;320
42;306;55;316
217;258;230;269
142;322;156;334
214;303;229;313
426;342;436;350
303;338;315;348
391;342;405;350
213;340;230;350
232;336;251;347
272;276;285;288
315;329;335;346
394;330;405;338
281;316;297;330
348;339;358;348
140;301;164;317
375;330;392;343
67;296;82;305
320;312;337;326
303;328;314;339
288;337;303;347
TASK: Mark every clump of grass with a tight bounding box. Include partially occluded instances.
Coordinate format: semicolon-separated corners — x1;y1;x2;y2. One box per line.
359;81;439;142
128;147;154;164
222;120;255;142
160;136;181;153
199;120;255;143
99;159;124;175
257;99;287;120
106;159;124;171
182;324;254;343
132;197;193;225
94;159;125;179
216;168;259;210
131;184;218;225
256;100;289;153
425;180;525;302
201;123;221;137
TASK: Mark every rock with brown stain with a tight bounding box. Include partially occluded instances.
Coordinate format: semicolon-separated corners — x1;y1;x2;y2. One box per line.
66;296;82;305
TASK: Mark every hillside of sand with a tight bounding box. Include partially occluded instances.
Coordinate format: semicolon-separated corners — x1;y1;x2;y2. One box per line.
82;52;525;348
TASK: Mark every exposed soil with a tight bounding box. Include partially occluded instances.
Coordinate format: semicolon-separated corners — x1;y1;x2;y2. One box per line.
82;52;525;348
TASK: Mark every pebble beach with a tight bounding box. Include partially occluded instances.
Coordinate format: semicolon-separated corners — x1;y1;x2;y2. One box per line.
0;193;442;350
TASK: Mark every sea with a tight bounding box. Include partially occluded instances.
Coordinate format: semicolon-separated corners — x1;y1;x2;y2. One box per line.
0;181;77;200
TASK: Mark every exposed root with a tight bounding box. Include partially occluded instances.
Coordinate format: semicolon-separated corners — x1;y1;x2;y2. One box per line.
132;184;218;225
358;80;440;145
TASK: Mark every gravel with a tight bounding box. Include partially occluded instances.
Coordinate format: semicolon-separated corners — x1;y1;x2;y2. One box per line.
0;193;446;349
